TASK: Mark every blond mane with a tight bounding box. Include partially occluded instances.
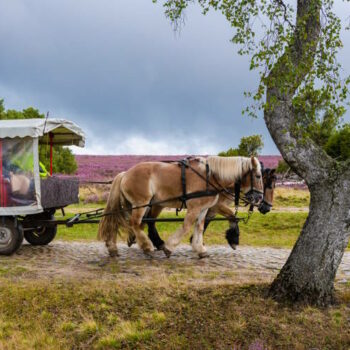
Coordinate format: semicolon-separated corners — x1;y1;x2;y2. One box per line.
206;156;260;182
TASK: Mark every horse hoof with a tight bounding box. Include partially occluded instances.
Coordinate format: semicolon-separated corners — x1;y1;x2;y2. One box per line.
162;246;172;258
198;252;209;259
109;250;119;257
157;243;165;251
230;244;237;250
127;237;136;247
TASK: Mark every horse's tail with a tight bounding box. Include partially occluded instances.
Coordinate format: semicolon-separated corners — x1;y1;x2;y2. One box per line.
98;172;128;242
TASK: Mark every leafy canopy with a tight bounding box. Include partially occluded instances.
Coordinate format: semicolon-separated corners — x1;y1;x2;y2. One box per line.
324;123;350;161
154;0;350;159
0;99;77;174
276;159;290;174
219;134;264;156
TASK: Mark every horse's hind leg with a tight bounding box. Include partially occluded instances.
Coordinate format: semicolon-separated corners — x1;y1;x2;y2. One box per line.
128;206;164;250
106;233;119;257
127;228;136;247
191;208;209;257
130;208;154;254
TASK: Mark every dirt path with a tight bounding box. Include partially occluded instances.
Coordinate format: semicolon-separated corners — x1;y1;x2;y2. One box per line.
1;241;349;286
271;206;309;212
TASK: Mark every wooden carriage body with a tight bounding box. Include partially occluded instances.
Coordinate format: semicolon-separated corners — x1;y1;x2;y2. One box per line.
0;119;85;255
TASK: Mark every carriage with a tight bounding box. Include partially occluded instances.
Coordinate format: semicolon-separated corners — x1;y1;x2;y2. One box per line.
0;118;85;255
0;118;275;258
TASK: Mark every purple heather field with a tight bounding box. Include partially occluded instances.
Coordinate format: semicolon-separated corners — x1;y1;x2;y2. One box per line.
75;155;282;182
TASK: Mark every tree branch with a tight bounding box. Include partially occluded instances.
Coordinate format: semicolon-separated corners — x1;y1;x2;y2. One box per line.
273;0;295;28
264;0;335;184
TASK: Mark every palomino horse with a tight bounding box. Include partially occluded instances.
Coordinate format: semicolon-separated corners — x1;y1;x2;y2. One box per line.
98;156;263;258
142;166;277;251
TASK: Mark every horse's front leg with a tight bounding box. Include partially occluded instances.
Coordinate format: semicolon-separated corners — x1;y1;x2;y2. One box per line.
215;203;239;250
164;208;202;257
189;207;216;244
191;208;209;258
146;206;165;250
190;203;234;244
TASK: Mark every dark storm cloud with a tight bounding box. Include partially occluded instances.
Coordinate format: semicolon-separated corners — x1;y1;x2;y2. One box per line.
0;1;349;154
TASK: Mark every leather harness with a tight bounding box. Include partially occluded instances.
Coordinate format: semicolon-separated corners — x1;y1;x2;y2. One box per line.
174;158;260;218
176;158;216;214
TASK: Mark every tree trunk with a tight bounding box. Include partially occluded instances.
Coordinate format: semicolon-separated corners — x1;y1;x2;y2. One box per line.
269;172;350;305
262;0;350;305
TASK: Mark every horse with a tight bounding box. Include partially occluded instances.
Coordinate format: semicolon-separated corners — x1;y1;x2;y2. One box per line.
98;156;264;258
140;166;277;251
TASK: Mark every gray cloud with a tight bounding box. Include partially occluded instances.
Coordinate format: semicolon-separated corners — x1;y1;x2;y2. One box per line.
0;0;349;155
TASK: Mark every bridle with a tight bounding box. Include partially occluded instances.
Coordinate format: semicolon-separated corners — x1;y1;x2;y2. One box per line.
258;168;277;212
210;166;264;207
242;167;264;200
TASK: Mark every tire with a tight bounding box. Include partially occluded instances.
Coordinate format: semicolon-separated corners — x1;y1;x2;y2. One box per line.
0;217;24;255
24;214;57;246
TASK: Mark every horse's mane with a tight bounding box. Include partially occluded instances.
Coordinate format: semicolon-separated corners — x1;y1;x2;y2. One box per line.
206;156;260;182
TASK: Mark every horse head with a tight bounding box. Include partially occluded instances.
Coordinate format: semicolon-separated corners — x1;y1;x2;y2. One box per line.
258;168;277;214
240;156;264;205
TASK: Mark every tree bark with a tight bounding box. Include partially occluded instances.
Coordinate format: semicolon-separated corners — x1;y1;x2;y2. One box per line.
269;171;350;305
264;0;350;305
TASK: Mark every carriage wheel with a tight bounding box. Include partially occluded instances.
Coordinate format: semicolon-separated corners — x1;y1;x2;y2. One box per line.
24;214;57;246
0;217;24;255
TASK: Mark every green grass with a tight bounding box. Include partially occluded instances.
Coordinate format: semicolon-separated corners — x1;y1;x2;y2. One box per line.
65;202;104;209
273;187;310;208
274;195;309;207
56;211;308;248
0;279;349;349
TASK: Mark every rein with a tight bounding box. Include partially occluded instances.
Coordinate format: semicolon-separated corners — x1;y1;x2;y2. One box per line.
171;158;259;224
260;169;276;208
71;158;260;225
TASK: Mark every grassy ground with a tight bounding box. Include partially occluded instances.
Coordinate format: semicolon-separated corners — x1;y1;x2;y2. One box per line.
273;187;310;208
56;211;308;248
2;186;348;349
0;278;349;349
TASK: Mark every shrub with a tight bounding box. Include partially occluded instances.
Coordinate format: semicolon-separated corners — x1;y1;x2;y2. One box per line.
324;124;350;161
101;192;110;202
276;160;290;174
84;194;99;204
219;134;263;157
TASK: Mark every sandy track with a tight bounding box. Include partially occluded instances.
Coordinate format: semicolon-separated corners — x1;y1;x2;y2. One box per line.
1;241;349;286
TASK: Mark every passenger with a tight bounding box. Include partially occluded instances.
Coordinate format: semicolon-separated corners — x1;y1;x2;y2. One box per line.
11;145;49;178
8;142;48;201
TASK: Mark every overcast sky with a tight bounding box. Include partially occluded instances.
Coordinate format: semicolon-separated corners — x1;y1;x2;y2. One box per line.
0;1;349;155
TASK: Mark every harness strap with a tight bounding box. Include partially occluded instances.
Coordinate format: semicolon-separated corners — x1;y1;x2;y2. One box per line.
206;160;210;191
181;160;187;208
176;159;216;215
234;182;241;207
183;190;218;200
176;160;188;215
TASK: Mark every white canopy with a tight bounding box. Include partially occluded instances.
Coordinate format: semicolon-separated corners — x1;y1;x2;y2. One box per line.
0;118;85;147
